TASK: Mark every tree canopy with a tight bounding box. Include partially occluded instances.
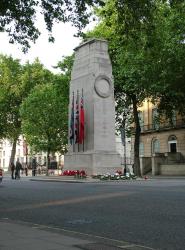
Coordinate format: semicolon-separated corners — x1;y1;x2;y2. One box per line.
0;55;55;165
86;0;185;176
0;0;104;52
20;82;68;156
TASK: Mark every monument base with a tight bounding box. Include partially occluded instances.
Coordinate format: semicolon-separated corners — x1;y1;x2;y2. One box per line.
64;151;121;175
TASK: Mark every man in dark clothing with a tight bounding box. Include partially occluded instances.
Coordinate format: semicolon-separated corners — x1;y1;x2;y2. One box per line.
32;158;37;176
10;162;15;179
15;159;22;179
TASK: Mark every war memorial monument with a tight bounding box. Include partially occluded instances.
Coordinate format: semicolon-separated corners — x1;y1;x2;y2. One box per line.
64;38;121;175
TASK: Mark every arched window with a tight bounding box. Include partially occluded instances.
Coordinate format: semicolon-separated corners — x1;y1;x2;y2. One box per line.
168;135;177;153
152;138;160;154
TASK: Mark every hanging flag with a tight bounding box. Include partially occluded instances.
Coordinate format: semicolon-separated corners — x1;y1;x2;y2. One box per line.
79;89;85;144
75;91;79;144
69;92;75;145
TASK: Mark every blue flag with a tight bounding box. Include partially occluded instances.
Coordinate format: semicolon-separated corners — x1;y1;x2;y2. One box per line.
69;92;74;145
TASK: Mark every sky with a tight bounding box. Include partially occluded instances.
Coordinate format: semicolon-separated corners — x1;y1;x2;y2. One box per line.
0;18;84;73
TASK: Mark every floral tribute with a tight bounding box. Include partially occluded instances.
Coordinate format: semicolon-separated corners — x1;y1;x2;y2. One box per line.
62;170;87;178
92;170;137;181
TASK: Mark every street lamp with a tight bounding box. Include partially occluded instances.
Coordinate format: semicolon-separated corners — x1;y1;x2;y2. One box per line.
120;113;127;174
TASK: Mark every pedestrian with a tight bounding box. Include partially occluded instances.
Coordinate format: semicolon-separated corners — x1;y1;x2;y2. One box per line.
15;158;22;179
32;158;37;176
25;164;28;176
10;161;15;179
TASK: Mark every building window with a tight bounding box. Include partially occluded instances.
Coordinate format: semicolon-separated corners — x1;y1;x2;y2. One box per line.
168;135;177;153
152;108;159;130
152;138;160;154
139;142;144;156
138;111;144;132
172;111;176;126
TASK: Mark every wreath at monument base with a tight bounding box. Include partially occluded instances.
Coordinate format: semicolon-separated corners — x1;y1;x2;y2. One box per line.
92;172;137;181
62;170;87;178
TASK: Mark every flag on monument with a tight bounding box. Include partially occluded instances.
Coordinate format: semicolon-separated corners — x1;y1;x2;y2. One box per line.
69;92;74;145
79;91;85;144
75;91;79;144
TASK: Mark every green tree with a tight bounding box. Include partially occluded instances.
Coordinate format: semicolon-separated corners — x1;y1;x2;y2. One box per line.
0;0;104;52
0;55;52;166
87;0;185;176
87;0;157;176
0;55;23;165
20;83;68;173
148;1;185;118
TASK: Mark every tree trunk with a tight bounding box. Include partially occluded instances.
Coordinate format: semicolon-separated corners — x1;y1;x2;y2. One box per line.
132;95;142;177
9;138;17;171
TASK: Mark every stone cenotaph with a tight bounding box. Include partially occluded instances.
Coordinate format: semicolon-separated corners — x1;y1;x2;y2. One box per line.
64;39;121;175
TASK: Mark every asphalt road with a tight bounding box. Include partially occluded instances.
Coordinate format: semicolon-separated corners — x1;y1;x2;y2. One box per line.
0;177;185;250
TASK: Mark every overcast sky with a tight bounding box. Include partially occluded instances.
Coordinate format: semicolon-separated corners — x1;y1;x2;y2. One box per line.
0;18;83;72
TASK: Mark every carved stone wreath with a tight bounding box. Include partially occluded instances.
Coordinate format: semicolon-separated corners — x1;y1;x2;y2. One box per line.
94;75;112;98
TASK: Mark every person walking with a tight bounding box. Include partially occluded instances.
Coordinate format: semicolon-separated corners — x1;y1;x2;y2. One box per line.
15;158;22;179
32;158;37;176
10;162;15;179
25;164;28;176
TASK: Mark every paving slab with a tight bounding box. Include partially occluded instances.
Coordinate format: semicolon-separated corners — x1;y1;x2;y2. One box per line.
0;220;91;250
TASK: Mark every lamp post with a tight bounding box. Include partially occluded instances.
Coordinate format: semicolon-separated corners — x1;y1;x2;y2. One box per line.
120;113;127;174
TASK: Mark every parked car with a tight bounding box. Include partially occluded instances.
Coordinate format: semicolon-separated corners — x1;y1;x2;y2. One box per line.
0;168;3;183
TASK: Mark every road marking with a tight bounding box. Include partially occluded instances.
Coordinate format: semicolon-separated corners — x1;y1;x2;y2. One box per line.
0;191;134;212
119;244;155;249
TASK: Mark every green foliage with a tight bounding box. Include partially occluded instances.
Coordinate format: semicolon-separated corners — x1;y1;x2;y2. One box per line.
0;52;70;159
0;0;104;52
20;83;68;154
148;1;185;116
0;55;23;140
0;55;53;140
86;0;185;176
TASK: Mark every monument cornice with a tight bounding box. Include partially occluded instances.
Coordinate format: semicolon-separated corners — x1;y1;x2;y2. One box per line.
74;38;108;51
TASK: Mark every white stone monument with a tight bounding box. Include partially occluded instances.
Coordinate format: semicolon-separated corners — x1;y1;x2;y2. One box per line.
64;38;121;175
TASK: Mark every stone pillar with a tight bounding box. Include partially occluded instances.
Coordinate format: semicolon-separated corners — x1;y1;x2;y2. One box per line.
64;39;121;175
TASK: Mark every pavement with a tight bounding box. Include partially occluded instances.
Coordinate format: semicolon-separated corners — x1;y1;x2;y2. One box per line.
30;175;101;183
3;172;185;183
0;218;156;250
0;219;91;250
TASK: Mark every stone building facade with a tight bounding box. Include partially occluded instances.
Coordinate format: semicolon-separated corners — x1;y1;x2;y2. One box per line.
135;99;185;175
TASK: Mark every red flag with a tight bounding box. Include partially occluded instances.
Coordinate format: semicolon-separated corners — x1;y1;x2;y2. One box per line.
79;91;85;144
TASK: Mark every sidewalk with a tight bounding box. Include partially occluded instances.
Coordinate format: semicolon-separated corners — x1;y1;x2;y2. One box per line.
30;175;101;183
4;172;185;183
3;172;101;183
0;219;155;250
0;219;92;250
